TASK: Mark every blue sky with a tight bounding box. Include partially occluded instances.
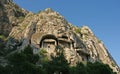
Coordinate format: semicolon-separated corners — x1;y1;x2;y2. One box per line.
13;0;120;66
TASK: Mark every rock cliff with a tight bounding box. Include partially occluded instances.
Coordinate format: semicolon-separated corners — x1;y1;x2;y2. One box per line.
0;0;27;36
0;0;120;73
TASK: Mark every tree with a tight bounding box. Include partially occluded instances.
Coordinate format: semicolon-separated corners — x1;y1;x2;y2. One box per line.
6;45;45;74
43;47;69;74
0;45;116;74
69;62;87;74
86;62;117;74
69;61;116;74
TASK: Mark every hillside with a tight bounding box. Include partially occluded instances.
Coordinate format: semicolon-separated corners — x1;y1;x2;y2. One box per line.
0;0;120;74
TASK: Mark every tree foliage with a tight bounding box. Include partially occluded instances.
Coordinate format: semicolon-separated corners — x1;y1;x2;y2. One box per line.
43;48;69;74
69;61;117;74
0;45;117;74
0;45;45;74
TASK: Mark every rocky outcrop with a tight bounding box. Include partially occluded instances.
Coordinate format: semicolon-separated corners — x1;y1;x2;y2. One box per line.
0;0;28;36
0;0;119;73
6;7;120;73
79;26;120;73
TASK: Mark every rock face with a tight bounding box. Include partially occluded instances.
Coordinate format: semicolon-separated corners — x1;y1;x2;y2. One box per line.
0;0;27;36
1;0;119;73
7;8;120;73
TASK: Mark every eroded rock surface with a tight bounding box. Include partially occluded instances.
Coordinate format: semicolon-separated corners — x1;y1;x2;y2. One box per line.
0;0;27;36
6;8;120;73
0;0;119;73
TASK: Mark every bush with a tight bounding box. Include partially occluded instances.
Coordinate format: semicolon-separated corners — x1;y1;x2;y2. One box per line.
0;34;7;41
75;28;81;33
39;48;47;55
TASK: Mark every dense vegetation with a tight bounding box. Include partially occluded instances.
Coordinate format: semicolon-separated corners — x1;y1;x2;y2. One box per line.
0;45;116;74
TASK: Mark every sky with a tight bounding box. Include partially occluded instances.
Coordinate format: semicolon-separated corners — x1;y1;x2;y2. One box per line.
13;0;120;66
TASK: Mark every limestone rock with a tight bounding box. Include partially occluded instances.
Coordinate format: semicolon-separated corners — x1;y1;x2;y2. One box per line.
80;26;120;73
6;8;120;73
1;1;119;73
0;0;28;36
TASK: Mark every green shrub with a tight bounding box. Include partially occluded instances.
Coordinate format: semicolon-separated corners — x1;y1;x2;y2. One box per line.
39;48;47;55
0;34;7;41
98;39;102;43
75;28;81;33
